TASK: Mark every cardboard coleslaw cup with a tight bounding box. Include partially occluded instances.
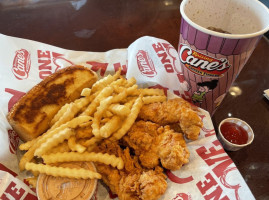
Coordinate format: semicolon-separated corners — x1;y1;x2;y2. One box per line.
36;162;97;200
178;0;269;115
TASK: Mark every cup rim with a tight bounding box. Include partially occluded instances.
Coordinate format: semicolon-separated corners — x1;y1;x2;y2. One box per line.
218;117;254;147
180;0;269;39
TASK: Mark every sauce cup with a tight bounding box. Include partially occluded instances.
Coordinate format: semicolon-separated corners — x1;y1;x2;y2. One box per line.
218;118;254;151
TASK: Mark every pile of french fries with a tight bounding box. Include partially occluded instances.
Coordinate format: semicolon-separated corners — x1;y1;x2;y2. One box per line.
18;69;166;188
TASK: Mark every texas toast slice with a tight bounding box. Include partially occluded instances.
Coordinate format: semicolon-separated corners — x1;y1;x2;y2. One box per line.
7;65;97;141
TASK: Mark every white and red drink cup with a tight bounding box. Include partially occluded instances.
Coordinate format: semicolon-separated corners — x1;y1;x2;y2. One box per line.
178;0;269;115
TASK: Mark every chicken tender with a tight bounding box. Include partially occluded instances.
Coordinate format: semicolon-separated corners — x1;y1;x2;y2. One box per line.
179;107;203;140
122;121;161;168
138;98;203;140
139;168;167;200
119;166;167;200
123;121;190;170
93;140;167;200
158;128;189;170
93;141;123;194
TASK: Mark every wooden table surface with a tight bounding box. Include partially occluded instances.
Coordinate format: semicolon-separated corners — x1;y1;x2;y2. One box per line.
1;0;268;199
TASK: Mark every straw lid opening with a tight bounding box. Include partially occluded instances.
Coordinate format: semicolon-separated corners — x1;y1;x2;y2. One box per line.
180;0;269;39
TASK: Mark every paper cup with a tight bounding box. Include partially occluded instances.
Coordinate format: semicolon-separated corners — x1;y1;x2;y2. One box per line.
178;0;269;115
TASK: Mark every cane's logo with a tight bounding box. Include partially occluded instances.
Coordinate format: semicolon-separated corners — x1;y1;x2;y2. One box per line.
136;50;157;77
179;44;231;78
8;129;19;154
12;49;31;80
172;193;192;200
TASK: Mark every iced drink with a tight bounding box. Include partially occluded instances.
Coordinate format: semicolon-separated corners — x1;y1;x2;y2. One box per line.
178;0;269;115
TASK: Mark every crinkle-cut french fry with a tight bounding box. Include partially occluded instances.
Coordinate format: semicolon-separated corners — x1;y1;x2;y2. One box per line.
50;103;78;129
104;110;114;118
45;141;70;155
25;177;38;188
81;88;91;96
100;115;121;138
35;128;75;157
113;84;138;95
79;120;109;140
25;162;101;179
108;104;130;117
51;95;96;130
127;84;138;95
112;86;125;94
101;118;110;124
50;103;70;126
124;99;135;109
132;88;165;96
92;96;113;137
91;74;112;93
81;86;114;116
75;125;93;139
125;77;136;87
52;95;96;124
78;139;98;152
111;95;143;140
103;110;113;118
83;136;102;148
78;121;92;128
32;171;39;177
77;138;90;146
68;136;86;153
109;77;125;87
121;96;136;104
112;90;128;103
110;85;136;104
19;137;39;151
91;69;121;93
87;144;97;152
92;86;132;137
42;152;124;170
142;95;166;104
19;116;91;171
74;93;97;111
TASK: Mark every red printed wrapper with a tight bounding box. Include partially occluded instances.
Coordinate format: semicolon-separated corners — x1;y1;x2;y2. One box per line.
0;33;255;200
179;0;269;115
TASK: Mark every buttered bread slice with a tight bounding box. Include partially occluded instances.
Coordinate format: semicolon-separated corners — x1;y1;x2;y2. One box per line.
7;65;97;141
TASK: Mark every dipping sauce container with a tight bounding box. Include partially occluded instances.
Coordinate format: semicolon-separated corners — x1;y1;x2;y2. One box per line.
218;118;254;151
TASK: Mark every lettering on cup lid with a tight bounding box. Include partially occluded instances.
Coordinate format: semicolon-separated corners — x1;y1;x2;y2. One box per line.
179;44;231;78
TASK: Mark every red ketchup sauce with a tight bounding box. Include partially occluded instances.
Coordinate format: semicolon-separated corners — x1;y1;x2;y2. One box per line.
220;122;248;145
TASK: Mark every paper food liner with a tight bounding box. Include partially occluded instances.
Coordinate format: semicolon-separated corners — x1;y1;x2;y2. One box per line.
0;34;254;200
